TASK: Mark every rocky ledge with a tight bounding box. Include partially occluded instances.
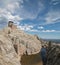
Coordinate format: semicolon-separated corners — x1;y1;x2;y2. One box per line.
0;26;41;65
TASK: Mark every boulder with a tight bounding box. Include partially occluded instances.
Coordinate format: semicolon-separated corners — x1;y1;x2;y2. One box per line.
0;27;41;65
0;34;20;65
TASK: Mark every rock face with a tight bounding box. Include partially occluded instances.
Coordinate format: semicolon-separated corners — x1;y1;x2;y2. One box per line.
46;43;60;65
0;34;20;65
41;40;60;65
0;27;41;65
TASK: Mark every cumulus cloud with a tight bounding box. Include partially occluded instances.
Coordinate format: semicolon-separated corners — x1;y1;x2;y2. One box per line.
18;24;33;31
18;24;60;33
38;26;44;29
17;24;39;32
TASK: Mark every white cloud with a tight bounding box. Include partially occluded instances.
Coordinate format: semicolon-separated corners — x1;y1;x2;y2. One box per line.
7;2;20;13
40;30;60;32
41;30;56;32
0;0;23;28
38;26;44;29
18;24;34;31
28;29;39;32
45;11;60;24
53;2;59;5
51;0;60;5
0;8;23;22
18;24;60;33
17;24;60;33
17;0;44;20
0;0;44;29
17;24;39;32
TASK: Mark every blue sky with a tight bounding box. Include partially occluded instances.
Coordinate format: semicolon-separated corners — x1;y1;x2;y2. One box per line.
0;0;60;39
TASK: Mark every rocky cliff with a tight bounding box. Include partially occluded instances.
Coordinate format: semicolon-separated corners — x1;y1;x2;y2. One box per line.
46;43;60;65
41;40;60;65
0;27;41;65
